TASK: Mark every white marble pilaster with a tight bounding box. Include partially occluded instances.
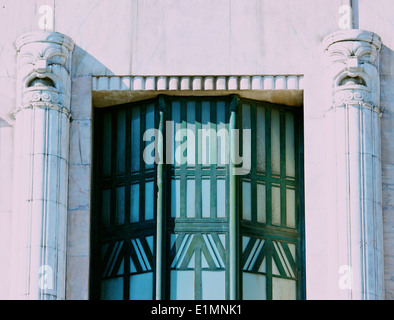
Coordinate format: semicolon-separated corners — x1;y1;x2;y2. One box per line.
11;31;74;300
323;29;384;300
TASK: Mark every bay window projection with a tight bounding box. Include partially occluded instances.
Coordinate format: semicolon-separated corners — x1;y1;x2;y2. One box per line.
91;95;304;300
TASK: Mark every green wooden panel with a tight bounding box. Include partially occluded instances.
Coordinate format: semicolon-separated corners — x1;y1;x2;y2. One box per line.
238;99;304;300
166;97;230;300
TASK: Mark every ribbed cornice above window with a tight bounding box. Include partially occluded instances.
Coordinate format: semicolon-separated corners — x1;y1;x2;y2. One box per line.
91;74;304;108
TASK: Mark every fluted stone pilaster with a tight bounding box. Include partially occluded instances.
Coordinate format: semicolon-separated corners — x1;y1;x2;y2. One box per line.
323;29;384;300
11;31;74;300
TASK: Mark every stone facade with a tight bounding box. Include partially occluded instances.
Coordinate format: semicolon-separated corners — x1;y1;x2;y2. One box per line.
0;0;394;300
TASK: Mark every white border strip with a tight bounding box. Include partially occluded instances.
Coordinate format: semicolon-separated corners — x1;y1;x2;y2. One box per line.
92;75;304;92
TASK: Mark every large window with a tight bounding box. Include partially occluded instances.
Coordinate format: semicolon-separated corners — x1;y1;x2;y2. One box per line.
90;95;305;300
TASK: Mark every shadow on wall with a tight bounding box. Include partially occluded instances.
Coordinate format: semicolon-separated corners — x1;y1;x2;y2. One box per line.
71;45;115;77
0;117;11;128
0;108;14;129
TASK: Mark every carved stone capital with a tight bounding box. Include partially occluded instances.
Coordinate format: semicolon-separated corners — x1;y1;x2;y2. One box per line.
323;29;382;109
15;31;75;114
16;31;74;74
323;29;382;65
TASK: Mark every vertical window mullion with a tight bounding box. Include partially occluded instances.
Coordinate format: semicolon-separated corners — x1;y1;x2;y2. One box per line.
123;239;130;300
139;105;146;223
265;108;272;226
125;107;131;225
124;107;132;300
225;98;231;300
195;100;202;219
280;110;287;227
155;96;165;300
110;111;118;226
266;240;273;300
195;242;202;300
229;95;240;300
180;101;187;219
210;99;217;219
251;104;257;223
265;107;273;299
295;109;306;300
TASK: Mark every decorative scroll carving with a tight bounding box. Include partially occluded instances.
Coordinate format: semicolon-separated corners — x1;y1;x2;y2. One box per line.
18;88;71;117
333;87;373;107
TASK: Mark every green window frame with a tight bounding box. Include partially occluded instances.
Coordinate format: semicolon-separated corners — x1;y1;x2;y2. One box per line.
90;95;305;300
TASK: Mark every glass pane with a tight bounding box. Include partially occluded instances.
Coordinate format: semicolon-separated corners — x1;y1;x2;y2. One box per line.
117;109;126;174
131;107;140;172
186;179;195;218
170;270;194;300
202;179;210;218
145;104;155;169
201;101;211;166
286;112;295;177
130;255;137;273
288;243;296;266
286;188;296;228
202;271;225;300
243;237;265;272
242;104;251;128
101;278;123;300
217;101;227;166
116;186;125;225
130;183;139;223
271;109;280;175
243;273;266;300
171;179;180;218
175;130;187;166
101;241;124;277
131;238;152;272
187;101;196;166
272;186;281;225
146;235;154;257
257;184;266;223
101;189;111;227
202;233;226;268
273;241;296;278
272;278;296;300
145;181;154;220
242;104;251;171
200;128;216;166
256;106;266;172
129;273;153;300
102;112;111;176
172;101;181;167
217;179;226;218
242;181;251;221
115;245;125;276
